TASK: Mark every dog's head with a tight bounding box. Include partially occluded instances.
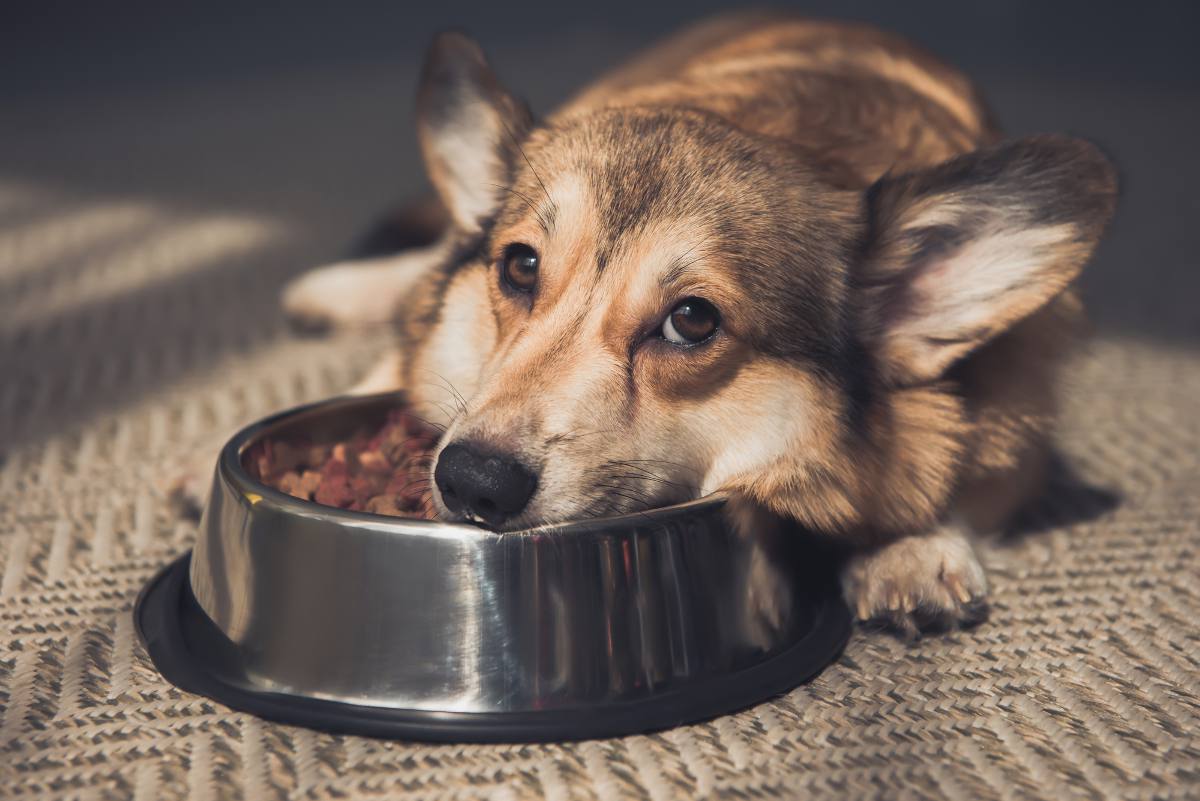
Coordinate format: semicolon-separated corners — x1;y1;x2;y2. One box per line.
413;33;1117;531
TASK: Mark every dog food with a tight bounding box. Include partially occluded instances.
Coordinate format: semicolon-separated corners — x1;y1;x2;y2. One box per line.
246;409;439;518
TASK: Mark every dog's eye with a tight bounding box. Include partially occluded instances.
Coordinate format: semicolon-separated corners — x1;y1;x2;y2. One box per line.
661;298;719;345
500;243;539;293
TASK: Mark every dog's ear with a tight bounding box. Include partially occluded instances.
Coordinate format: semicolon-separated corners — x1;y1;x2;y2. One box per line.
856;135;1117;385
417;31;532;233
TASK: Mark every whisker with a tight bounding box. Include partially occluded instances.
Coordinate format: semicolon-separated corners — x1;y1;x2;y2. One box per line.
593;481;651;500
425;400;462;424
592;480;656;509
604;462;691;489
545;428;615;446
404;414;447;434
663;234;717;284
603;458;700;487
499;118;554;213
595;489;648;511
615;458;701;477
389;434;437;447
491;184;551;233
609;471;695;492
418;369;470;415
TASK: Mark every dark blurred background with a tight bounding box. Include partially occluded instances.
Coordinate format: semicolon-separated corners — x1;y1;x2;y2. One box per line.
2;0;1198;344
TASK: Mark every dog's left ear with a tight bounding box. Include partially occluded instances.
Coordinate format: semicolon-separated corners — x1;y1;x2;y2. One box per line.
416;31;532;233
856;135;1117;385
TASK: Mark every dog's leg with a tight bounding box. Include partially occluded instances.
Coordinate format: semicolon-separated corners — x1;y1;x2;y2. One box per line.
282;239;450;332
841;522;988;638
346;350;405;395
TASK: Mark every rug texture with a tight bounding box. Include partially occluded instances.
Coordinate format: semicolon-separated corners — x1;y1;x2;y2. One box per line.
1;179;1198;801
0;52;1198;799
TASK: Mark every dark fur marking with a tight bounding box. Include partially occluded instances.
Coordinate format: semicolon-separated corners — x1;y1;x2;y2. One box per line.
838;336;875;434
521;109;861;375
396;225;491;354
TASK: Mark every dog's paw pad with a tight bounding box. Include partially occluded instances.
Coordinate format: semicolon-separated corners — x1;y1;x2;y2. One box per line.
843;526;988;639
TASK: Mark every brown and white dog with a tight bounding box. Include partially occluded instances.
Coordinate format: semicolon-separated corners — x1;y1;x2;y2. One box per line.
280;12;1117;635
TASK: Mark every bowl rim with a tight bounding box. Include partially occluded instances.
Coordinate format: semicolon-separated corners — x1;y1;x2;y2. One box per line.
219;391;730;539
140;551;852;742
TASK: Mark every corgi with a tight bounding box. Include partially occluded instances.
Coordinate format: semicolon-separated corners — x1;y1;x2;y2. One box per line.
279;12;1118;636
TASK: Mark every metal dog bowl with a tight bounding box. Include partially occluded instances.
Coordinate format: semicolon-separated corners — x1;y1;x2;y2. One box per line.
136;393;851;742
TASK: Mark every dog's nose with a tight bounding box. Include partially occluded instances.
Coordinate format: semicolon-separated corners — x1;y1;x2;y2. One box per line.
434;442;538;527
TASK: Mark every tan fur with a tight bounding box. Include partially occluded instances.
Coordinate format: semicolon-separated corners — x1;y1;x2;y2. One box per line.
281;12;1118;633
568;14;995;171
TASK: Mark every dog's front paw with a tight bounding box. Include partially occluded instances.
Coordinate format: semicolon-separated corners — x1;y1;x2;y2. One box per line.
741;545;794;650
282;260;399;334
282;246;446;335
841;525;988;638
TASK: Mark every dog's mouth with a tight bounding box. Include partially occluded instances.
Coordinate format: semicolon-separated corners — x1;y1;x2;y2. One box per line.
571;482;696;523
433;475;696;530
429;426;705;529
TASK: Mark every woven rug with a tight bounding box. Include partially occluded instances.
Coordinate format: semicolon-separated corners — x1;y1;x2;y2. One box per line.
2;126;1199;801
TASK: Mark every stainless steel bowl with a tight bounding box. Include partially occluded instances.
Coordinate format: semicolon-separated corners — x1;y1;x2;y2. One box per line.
137;393;850;742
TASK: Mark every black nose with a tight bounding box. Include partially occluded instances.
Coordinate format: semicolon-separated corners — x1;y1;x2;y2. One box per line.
434;442;538;527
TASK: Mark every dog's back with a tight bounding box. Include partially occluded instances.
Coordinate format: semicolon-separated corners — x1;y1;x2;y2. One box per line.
562;13;998;185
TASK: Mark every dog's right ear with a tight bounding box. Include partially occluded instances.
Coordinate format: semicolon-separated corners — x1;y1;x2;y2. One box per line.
854;135;1117;386
417;32;532;233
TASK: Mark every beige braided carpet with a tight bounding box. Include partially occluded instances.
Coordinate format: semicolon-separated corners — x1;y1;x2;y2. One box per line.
1;52;1199;801
2;190;1199;801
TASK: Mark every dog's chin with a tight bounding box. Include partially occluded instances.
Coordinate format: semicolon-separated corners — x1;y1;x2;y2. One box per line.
430;489;695;531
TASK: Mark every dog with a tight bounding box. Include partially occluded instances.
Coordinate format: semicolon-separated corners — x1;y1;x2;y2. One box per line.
277;11;1118;636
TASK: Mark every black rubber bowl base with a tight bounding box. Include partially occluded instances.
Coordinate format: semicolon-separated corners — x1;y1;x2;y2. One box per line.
135;553;851;743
